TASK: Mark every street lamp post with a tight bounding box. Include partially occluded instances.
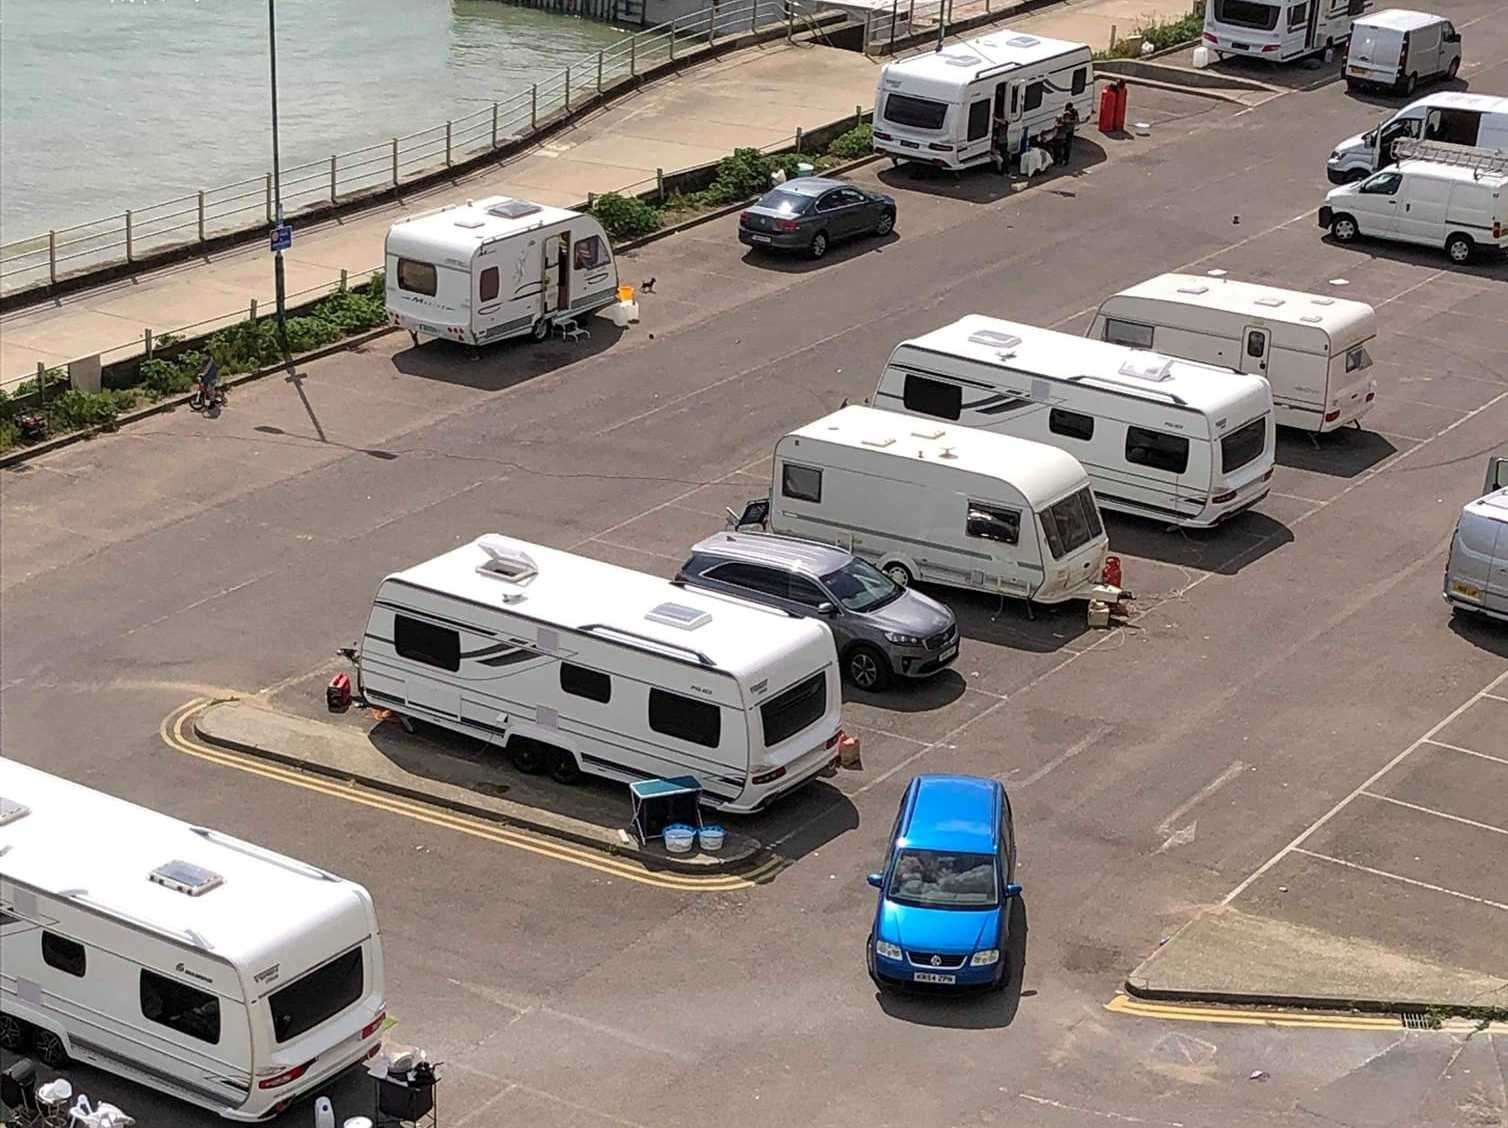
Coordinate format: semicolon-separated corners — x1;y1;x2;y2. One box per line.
268;0;289;364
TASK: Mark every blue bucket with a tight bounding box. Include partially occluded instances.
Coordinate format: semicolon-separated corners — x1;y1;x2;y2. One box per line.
663;824;696;854
698;825;725;852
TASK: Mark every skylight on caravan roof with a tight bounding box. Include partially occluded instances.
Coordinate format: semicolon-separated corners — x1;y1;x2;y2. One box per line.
476;536;538;582
1254;297;1285;308
943;49;980;66
150;860;224;897
0;797;29;828
453;217;486;229
488;200;542;220
1176;283;1209;295
968;328;1022;351
1119;352;1176;382
1005;35;1040;47
646;603;712;630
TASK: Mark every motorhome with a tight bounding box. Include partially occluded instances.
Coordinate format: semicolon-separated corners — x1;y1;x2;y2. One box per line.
0;762;386;1122
1321;140;1508;262
1088;273;1378;432
1442;459;1508;622
1344;9;1461;94
872;30;1094;172
1328;92;1508;182
730;405;1125;607
352;535;843;813
1203;0;1370;63
384;195;619;346
873;316;1276;528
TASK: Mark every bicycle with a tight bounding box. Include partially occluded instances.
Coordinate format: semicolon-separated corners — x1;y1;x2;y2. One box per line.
1;1061;74;1127
188;358;227;414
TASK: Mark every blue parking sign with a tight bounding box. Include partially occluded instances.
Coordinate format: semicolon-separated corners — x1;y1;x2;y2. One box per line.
270;224;293;252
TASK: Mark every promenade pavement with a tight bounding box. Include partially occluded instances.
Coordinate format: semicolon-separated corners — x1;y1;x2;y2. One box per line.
0;0;1192;389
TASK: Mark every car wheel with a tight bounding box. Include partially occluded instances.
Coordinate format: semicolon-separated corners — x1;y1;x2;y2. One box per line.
883;562;913;588
1446;233;1474;263
874;210;895;236
1446;57;1459;80
531;318;551;343
1403;72;1418;95
845;645;892;692
0;1012;28;1051
809;231;829;260
548;748;583;785
33;1028;69;1069
508;738;548;774
1331;214;1359;243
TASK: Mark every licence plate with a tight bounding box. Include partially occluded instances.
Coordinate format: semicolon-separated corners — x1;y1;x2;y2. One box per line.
1232;41;1250;50
939;644;958;661
900;140;919;149
749;234;771;243
1451;580;1482;599
913;971;956;984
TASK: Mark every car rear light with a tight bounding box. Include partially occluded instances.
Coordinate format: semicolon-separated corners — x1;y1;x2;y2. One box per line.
825;729;843;750
258;1062;313;1090
1261;43;1279;53
928;142;955;151
361;1010;386;1040
775;218;800;232
751;765;786;785
1203;32;1216;42
1212;489;1238;504
739;212;753;227
1494;221;1503;238
874;129;892;141
1325;408;1341;422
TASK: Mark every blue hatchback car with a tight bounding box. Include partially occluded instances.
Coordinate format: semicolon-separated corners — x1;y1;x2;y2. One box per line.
866;774;1020;991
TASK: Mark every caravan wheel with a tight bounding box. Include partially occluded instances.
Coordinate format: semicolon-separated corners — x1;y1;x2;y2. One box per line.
883;562;913;588
531;318;552;343
0;1012;28;1051
548;749;583;785
508;739;548;774
32;1028;68;1068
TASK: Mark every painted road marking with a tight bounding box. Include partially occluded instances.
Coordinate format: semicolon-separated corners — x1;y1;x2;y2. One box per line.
1291;849;1508;914
1104;994;1501;1033
160;700;783;892
1358;791;1508;838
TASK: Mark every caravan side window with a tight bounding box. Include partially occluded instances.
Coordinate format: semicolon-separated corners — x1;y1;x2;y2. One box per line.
1126;426;1190;474
1049;408;1095;441
648;689;721;749
479;266;499;301
574;236;610;270
1104;318;1154;348
781;463;823;503
396;258;438;296
561;662;612;703
141;970;220;1044
966;501;1020;545
1071;67;1088;95
394;615;461;672
42;932;86;977
902;374;962;421
967;99;991;142
1024;82;1045;112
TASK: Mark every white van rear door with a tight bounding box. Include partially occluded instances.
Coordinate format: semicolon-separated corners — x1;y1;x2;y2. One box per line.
1447;509;1503;610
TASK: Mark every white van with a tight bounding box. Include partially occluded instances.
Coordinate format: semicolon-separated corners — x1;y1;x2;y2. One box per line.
1344;9;1461;94
873;316;1276;528
351;535;842;813
1089;274;1378;433
873;30;1094;173
0;761;385;1122
732;405;1125;606
385;195;618;346
1321;140;1507;262
1443;463;1508;622
1328;92;1508;182
1203;0;1370;64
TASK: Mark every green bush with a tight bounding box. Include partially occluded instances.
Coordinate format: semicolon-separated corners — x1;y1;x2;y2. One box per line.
827;123;873;159
591;192;664;239
313;289;386;333
139;353;202;398
704;147;775;205
45;389;119;432
0;420;19;454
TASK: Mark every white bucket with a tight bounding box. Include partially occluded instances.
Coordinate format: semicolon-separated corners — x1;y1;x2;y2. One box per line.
796;162;815;178
699;825;726;852
664;824;696;854
1192;45;1211;69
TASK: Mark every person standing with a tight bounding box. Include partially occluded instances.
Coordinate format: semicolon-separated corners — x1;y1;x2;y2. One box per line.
1053;102;1081;166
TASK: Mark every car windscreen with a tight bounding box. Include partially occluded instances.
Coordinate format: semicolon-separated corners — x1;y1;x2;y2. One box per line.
268;946;365;1043
760;670;827;748
883;92;948;131
888;849;998;908
1220;418;1267;475
754;189;813;215
1039;487;1103;560
822;558;901;613
1213;0;1279;31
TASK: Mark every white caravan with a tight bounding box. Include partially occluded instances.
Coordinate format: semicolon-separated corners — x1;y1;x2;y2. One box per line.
1204;0;1370;63
353;535;842;813
1089;273;1378;433
873;316;1276;528
873;30;1094;172
733;405;1125;606
1328;93;1508;182
0;761;385;1122
1443;471;1508;623
385;195;619;346
1344;9;1461;94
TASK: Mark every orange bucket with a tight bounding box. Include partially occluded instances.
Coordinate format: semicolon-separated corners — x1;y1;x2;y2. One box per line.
617;284;635;303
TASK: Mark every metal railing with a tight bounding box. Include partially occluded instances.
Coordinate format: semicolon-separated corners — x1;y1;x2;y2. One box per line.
859;0;1005;53
0;0;821;297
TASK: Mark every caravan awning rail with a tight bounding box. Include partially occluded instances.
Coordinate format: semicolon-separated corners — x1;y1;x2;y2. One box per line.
578;624;715;668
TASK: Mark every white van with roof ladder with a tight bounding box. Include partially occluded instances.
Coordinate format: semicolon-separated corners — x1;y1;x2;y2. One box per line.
350;535;842;813
1204;0;1370;64
733;405;1126;606
0;761;386;1122
873;316;1276;528
1089;273;1378;433
873;30;1094;172
1328;92;1508;182
385;195;618;347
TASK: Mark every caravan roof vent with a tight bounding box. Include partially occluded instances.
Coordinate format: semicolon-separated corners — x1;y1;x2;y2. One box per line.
646;602;712;631
0;797;30;828
968;328;1023;351
488;199;542;220
1310;297;1335;306
943;50;980;66
1005;35;1040;47
453;217;486;229
1119;352;1176;382
1300;314;1323;323
1176;283;1209;295
475;536;539;582
862;435;896;448
1254;296;1285;308
150;860;224;897
910;428;946;441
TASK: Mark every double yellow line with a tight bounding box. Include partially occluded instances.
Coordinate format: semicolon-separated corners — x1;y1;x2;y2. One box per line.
160;699;784;892
1107;993;1437;1032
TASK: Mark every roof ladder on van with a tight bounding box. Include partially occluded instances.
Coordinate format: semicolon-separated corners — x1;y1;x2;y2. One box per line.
1390;138;1508;177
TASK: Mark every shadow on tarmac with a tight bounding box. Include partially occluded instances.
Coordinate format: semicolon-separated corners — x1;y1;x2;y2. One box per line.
1316;233;1508;279
740;230;900;275
874;139;1108;205
1103;510;1293;575
948;589;1091;654
873;896;1029;1030
1343;74;1472;111
390;322;626;391
844;667;968;711
1276;427;1397;478
1448;609;1508;658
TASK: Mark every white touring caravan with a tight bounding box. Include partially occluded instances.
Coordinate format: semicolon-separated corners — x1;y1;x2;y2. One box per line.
0;761;386;1122
1203;0;1370;63
1344;9;1461;94
1328;93;1508;182
874;316;1276;528
1089;274;1378;432
872;30;1094;172
385;195;619;346
352;535;843;813
732;405;1125;606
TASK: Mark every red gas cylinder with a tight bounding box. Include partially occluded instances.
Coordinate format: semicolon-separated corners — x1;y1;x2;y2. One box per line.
1102;555;1123;590
1113;80;1130;132
1098;84;1119;133
327;673;353;713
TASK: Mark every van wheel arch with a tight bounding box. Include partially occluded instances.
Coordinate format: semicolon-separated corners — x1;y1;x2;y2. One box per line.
1445;232;1474;263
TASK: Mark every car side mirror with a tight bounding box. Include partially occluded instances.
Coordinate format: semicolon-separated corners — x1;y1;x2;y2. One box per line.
817;602;838;616
1005;882;1022;898
867;873;884;888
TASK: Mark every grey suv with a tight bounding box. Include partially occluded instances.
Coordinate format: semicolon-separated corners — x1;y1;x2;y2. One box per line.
675;532;959;691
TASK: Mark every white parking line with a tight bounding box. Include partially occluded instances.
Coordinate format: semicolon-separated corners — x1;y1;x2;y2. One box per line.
1484;692;1508;705
1359;790;1508;838
1221;668;1508;906
1292;848;1508;914
1426;738;1508;768
1371;429;1430;444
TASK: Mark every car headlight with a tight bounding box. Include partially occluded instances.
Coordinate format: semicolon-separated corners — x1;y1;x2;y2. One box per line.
875;939;903;961
970;949;1000;967
1328;150;1341;161
884;631;923;645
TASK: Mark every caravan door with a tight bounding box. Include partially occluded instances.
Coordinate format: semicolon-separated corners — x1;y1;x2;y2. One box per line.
1239;325;1271;376
569;230;615;314
543;232;569;315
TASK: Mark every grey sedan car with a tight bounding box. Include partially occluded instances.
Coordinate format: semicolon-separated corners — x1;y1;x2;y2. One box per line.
674;532;957;691
738;177;896;260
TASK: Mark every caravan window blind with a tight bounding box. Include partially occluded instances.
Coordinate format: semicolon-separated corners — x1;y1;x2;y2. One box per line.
396;258;438;296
